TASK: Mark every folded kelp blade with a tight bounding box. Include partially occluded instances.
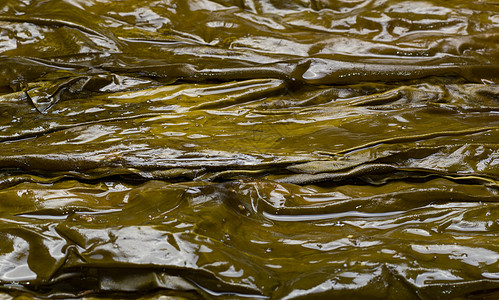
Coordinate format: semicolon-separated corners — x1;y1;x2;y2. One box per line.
0;77;285;141
0;0;498;298
0;78;497;184
25;75;121;113
2;55;498;91
0;179;497;299
0;59;166;113
1;0;498;86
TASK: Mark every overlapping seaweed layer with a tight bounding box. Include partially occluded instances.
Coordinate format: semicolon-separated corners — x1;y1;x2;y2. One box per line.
0;0;498;299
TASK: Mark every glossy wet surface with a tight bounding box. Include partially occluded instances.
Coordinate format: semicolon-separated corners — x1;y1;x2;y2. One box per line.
0;0;498;299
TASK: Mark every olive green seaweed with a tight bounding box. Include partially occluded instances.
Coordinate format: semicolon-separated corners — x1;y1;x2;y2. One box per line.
0;0;498;299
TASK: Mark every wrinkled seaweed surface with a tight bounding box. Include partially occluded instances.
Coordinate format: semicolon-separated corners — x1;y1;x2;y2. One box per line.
0;0;498;299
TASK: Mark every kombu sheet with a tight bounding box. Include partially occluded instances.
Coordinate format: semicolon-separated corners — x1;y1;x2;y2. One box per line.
0;0;498;299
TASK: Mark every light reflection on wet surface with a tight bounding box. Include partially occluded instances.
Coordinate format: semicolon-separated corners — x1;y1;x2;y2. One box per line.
0;0;498;299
